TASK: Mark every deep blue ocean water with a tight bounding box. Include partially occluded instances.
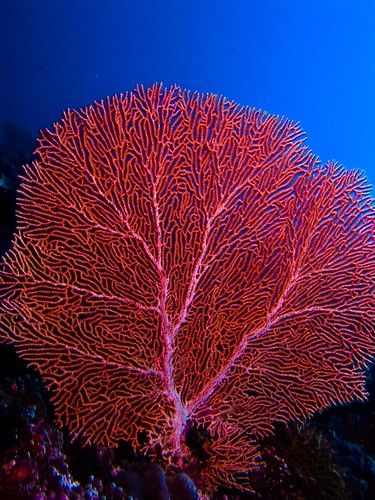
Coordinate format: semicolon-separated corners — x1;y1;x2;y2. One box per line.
0;0;374;189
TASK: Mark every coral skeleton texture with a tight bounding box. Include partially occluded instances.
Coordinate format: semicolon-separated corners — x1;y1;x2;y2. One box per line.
0;84;374;492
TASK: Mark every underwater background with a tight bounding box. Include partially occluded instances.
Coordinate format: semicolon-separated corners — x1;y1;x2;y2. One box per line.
0;1;374;499
1;0;375;188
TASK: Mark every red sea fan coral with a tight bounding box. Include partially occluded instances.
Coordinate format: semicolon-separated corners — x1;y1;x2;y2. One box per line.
0;84;374;492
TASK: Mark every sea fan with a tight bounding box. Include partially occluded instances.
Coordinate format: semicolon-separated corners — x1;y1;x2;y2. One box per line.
0;84;374;492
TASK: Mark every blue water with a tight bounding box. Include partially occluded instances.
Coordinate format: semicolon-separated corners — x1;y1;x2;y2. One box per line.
0;0;374;189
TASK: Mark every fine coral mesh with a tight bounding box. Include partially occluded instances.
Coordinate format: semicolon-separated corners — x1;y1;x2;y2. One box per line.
0;84;374;492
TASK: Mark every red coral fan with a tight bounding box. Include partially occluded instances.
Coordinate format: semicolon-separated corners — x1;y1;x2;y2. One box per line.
0;84;374;493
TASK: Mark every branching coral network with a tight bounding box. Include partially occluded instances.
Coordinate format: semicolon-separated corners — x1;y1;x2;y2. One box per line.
0;84;374;492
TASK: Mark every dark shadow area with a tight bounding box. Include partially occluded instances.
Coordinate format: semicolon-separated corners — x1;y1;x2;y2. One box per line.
2;123;36;158
0;123;35;256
